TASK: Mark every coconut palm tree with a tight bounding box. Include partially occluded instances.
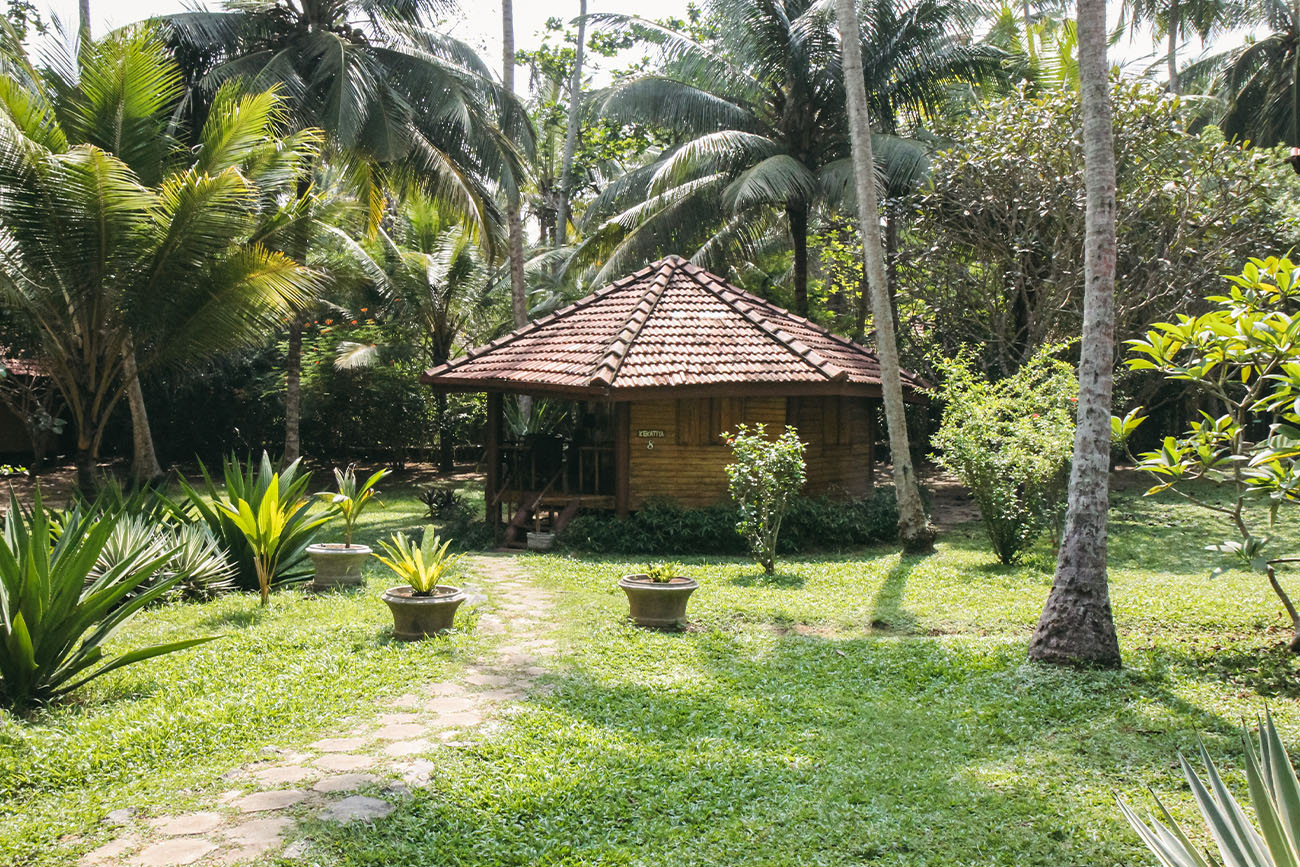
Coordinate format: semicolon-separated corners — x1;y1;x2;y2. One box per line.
161;0;532;462
1122;0;1245;93
0;28;321;493
579;0;1003;317
1203;0;1299;149
1028;0;1123;667
503;0;528;328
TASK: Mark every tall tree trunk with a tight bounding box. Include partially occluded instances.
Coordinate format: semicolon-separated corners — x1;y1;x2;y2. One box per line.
884;204;901;334
835;0;934;554
78;0;90;40
122;344;162;483
1166;0;1181;93
1028;0;1122;668
556;0;587;246
788;203;810;317
283;318;303;464
1022;0;1035;59
1294;0;1300;148
503;0;529;328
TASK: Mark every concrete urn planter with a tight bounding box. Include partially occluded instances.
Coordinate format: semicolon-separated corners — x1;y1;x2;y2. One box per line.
382;585;466;640
526;531;556;551
618;574;699;630
306;543;371;590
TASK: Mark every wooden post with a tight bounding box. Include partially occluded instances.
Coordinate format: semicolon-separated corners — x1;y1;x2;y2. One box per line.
485;392;502;526
614;401;630;517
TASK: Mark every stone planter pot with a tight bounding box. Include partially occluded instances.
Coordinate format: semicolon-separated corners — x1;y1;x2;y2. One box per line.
526;531;556;551
618;574;698;630
382;585;466;640
306;543;371;590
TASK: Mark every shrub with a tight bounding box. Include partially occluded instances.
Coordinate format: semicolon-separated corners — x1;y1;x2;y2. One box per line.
373;532;463;595
93;516;236;602
724;424;807;575
0;490;219;711
315;465;390;547
931;347;1076;564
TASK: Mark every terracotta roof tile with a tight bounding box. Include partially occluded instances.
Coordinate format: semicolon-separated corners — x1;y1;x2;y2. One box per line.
422;256;923;396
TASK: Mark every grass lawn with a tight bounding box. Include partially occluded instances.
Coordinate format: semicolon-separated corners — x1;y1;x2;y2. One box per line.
3;474;1300;865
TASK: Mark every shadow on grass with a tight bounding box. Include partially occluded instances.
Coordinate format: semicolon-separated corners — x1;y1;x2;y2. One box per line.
729;570;806;589
868;557;917;632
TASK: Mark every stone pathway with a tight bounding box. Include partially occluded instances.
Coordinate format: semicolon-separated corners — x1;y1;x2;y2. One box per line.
77;555;555;867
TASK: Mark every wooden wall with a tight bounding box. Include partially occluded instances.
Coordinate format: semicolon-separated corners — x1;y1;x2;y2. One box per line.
625;396;874;509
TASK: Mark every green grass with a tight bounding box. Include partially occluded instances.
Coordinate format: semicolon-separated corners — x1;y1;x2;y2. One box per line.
4;478;1300;865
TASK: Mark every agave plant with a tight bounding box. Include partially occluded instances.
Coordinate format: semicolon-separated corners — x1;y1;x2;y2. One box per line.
316;466;390;547
373;532;462;596
181;453;325;595
1120;712;1300;867
0;490;219;711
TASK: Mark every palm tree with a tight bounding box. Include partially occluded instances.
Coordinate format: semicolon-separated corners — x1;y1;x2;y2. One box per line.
0;28;321;493
503;0;529;328
835;0;934;552
162;0;532;462
580;0;1002;317
1028;0;1122;667
1203;0;1299;149
1122;0;1243;93
556;0;587;247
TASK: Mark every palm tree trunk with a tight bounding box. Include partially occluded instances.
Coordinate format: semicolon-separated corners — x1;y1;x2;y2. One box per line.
1166;0;1181;94
78;0;90;40
787;203;811;317
556;0;587;246
284;318;303;464
503;0;529;328
1294;0;1300;148
1028;0;1121;668
122;344;162;483
835;0;934;554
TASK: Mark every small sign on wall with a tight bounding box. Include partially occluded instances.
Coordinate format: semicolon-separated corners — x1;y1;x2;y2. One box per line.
636;430;665;438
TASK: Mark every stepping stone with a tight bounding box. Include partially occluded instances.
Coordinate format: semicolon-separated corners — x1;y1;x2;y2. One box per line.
390;693;422;708
215;790;243;805
220;817;292;847
425;682;463;696
397;759;435;786
148;813;224;836
310;737;368;753
211;844;277;865
80;836;137;865
313;774;377;794
319;796;394;823
476;615;505;635
373;723;426;740
434;710;482;728
249;765;315;786
233;790;306;813
378;712;420;725
465;673;511;687
106;809;136;826
524;667;548;677
314;754;374;772
424;696;475;714
129;838;215;866
382;738;435;757
480;688;524;701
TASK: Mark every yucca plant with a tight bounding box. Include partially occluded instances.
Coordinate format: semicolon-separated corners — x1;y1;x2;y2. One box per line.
180;452;324;594
316;466;390;547
373;532;463;596
0;490;219;711
1120;712;1300;866
163;524;237;601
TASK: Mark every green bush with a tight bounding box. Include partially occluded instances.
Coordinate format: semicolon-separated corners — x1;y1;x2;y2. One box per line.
0;490;218;711
725;424;807;574
931;347;1076;564
558;491;899;556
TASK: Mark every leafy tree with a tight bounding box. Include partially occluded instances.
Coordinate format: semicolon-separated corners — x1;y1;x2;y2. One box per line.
724;424;806;575
0;28;320;493
1028;0;1122;668
1123;255;1300;652
581;0;1002;317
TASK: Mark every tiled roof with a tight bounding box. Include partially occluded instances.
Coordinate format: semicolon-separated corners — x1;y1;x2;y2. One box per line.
0;349;43;377
422;256;924;398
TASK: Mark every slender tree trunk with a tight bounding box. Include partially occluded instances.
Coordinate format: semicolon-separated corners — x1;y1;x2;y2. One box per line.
1166;0;1181;94
503;0;529;328
556;0;587;246
884;205;901;334
283;318;303;464
1028;0;1121;668
1293;0;1300;149
1022;0;1035;59
122;344;163;483
75;434;95;495
835;0;934;554
788;203;810;317
78;0;90;40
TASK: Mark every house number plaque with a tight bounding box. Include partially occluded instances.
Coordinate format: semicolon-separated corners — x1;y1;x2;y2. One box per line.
637;429;664;449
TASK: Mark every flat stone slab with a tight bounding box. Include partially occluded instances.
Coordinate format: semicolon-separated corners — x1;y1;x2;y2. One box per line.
464;673;512;687
377;712;421;725
148;813;224;836
480;688;525;701
220;817;292;847
81;836;138;865
314;754;374;772
319;796;394;823
130;838;216;866
382;738;435;757
249;765;315;785
424;696;476;714
425;681;464;696
313;773;377;794
373;723;426;740
234;790;306;813
310;737;369;753
391;693;422;708
434;710;482;728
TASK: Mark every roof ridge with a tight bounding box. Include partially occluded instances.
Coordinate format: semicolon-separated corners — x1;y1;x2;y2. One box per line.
587;258;677;388
422;262;659;380
678;263;849;383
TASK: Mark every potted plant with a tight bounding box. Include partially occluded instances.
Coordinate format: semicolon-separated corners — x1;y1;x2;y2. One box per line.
308;466;390;590
374;531;467;640
618;562;698;629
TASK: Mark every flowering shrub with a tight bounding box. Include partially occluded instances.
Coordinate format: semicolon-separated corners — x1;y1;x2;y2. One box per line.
931;347;1077;564
724;424;807;575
